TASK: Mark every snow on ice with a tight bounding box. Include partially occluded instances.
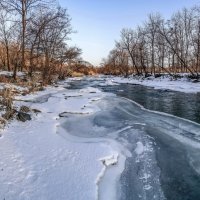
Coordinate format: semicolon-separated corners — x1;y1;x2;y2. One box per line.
0;83;124;200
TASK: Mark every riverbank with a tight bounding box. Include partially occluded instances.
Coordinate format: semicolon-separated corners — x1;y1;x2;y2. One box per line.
104;75;200;93
0;79;126;200
0;71;87;128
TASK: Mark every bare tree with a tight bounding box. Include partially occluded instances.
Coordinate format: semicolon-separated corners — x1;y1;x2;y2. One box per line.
0;10;15;71
157;15;196;76
34;7;73;83
120;28;140;75
0;0;53;71
57;46;82;79
104;5;200;77
137;26;149;76
143;13;164;75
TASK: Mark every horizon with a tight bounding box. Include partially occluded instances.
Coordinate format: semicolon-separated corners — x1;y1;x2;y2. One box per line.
59;0;200;66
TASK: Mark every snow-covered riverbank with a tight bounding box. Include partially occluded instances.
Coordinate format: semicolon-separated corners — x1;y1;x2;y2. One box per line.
1;76;200;200
107;76;200;93
0;81;126;200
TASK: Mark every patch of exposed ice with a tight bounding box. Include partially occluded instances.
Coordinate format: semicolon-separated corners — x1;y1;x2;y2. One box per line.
80;86;102;93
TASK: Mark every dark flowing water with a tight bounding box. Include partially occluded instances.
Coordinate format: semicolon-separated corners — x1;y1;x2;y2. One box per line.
67;77;200;124
66;77;200;200
99;83;200;124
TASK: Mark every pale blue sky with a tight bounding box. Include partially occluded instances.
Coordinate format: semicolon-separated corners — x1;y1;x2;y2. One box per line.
59;0;200;66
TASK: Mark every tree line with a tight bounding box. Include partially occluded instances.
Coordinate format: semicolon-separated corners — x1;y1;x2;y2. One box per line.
101;5;200;78
0;0;82;82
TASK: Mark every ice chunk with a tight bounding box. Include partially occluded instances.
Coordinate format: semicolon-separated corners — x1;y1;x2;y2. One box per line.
135;142;144;155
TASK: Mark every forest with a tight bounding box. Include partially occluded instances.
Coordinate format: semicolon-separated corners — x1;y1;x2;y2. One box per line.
100;5;200;78
0;0;97;84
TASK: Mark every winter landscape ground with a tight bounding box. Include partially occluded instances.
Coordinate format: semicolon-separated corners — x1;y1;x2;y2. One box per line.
0;75;200;200
1;1;200;199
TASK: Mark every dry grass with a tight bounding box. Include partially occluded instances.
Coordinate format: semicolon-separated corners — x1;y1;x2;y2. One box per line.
0;87;16;122
71;72;85;77
0;87;14;111
0;75;13;83
0;71;58;130
0;117;6;129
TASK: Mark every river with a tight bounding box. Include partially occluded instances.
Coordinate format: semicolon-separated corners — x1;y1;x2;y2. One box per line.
65;77;200;200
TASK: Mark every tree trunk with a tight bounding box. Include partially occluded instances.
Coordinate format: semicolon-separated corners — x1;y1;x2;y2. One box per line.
21;0;26;71
13;61;18;80
29;51;33;77
43;51;50;81
151;41;155;75
5;43;10;71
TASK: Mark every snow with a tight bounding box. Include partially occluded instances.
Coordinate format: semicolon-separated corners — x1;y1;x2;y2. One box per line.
14;85;64;101
0;120;109;200
1;75;200;199
0;71;26;77
98;79;120;86
0;83;29;92
135;141;145;155
109;76;200;93
0;84;124;200
80;86;102;93
99;153;119;166
96;141;127;200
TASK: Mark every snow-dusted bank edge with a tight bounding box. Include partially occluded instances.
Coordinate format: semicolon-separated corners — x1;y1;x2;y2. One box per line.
0;82;126;200
108;76;200;93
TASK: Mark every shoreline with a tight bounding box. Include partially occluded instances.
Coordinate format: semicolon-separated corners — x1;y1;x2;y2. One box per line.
0;80;127;200
99;75;200;93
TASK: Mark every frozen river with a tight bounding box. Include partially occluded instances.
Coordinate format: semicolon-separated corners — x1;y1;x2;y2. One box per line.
65;77;200;200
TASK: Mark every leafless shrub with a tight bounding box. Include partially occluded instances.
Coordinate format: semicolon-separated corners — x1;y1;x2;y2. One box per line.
0;87;13;111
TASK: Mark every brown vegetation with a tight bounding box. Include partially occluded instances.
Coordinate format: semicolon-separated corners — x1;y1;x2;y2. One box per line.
0;0;94;130
0;0;86;84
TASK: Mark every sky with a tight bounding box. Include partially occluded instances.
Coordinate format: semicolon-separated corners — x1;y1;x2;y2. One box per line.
59;0;200;66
